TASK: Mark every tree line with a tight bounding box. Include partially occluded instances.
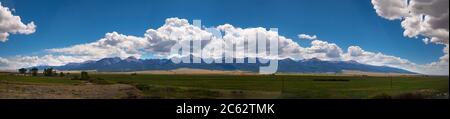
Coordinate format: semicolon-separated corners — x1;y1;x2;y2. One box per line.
17;68;90;80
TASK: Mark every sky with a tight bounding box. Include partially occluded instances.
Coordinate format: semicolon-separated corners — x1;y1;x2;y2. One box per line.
0;0;448;75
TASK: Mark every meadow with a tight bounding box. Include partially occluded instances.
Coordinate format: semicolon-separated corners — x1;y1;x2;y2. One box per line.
1;73;448;99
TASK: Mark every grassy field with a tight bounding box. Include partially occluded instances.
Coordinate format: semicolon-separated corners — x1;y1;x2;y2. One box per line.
0;73;448;99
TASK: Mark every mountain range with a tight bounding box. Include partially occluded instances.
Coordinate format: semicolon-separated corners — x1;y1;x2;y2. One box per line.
35;56;416;74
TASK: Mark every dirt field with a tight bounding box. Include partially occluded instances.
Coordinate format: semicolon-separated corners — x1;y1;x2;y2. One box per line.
0;83;143;99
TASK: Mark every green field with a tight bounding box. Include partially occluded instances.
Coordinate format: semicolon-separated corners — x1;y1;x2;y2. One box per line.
1;73;448;99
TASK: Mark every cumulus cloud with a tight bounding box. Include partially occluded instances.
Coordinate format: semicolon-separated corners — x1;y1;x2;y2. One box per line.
47;18;304;60
342;46;416;70
300;40;343;60
298;34;318;40
144;18;213;54
0;3;36;42
216;23;303;59
47;32;148;61
295;36;447;75
372;0;449;45
0;55;86;70
47;18;215;61
371;0;409;20
371;0;449;75
342;45;448;75
0;57;9;67
347;46;364;57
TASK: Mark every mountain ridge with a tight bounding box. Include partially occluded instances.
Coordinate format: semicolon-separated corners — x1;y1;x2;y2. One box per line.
35;56;417;74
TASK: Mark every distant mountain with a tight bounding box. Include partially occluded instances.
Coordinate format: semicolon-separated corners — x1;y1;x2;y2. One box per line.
36;56;416;74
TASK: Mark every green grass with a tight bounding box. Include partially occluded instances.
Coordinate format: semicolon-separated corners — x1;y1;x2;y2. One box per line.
88;74;448;99
1;73;448;99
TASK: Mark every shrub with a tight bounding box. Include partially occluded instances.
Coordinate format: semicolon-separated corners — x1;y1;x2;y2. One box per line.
59;72;65;77
372;90;437;99
393;92;426;99
371;93;392;99
18;68;27;74
89;78;113;85
30;68;38;76
80;71;90;80
135;84;152;91
43;68;57;76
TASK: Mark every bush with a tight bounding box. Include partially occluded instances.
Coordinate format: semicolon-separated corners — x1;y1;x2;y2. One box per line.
71;72;90;80
371;93;392;99
135;84;152;91
80;71;90;80
30;68;38;76
43;68;56;76
18;68;27;74
89;78;113;85
59;72;65;77
393;92;426;99
372;90;437;99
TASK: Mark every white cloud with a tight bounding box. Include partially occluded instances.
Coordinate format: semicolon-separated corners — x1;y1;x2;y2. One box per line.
0;57;9;67
0;3;36;42
144;18;213;54
300;40;343;60
371;0;409;20
47;32;148;60
371;0;449;75
298;34;317;40
372;0;449;45
0;55;85;70
341;45;449;75
372;0;449;44
422;38;430;44
347;46;364;57
343;46;415;71
216;23;303;59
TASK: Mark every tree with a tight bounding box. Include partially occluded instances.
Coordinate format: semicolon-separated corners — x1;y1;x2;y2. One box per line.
43;68;56;76
30;67;38;76
80;71;90;80
18;68;27;74
43;68;49;76
59;72;65;77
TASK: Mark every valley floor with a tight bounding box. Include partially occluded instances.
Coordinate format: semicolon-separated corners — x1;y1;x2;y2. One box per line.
0;73;448;99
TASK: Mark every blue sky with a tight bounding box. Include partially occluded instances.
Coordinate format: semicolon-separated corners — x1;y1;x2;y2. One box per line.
0;0;445;64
